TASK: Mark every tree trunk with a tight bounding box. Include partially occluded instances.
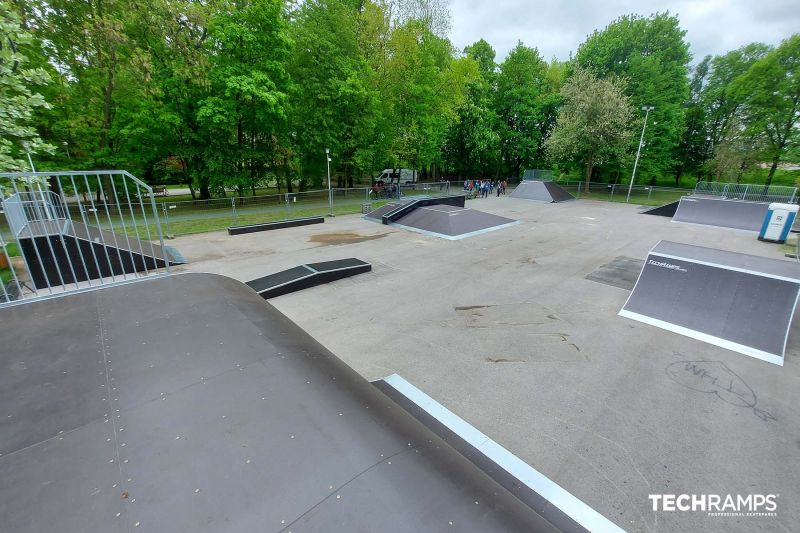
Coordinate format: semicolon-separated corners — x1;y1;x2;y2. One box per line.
584;155;593;194
100;48;116;153
199;178;210;200
766;157;779;187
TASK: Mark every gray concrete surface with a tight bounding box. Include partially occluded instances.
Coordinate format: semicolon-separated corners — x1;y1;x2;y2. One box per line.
172;196;800;533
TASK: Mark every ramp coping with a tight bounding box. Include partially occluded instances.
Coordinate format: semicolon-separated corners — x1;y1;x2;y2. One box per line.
379;373;624;533
651;240;800;282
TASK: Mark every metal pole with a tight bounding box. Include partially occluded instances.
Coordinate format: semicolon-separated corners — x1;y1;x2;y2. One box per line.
326;148;333;216
626;106;653;203
26;152;36;172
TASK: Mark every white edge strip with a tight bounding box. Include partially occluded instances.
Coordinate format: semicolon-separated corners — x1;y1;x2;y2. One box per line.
650;252;800;283
381;373;625;533
391;220;522;241
618;309;784;366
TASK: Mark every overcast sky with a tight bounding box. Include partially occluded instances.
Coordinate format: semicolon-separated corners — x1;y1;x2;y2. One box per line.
449;0;800;63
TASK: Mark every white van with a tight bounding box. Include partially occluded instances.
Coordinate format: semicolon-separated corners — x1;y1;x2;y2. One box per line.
374;168;418;184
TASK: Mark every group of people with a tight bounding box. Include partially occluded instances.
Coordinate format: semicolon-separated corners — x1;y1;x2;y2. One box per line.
463;179;508;198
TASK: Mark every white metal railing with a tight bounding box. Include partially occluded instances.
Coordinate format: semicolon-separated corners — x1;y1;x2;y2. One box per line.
694;181;797;203
0;170;171;306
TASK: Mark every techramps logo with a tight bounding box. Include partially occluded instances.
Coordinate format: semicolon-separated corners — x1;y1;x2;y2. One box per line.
649;493;779;518
647;258;687;272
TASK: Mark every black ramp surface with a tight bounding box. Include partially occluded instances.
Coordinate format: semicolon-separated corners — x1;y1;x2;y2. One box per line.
510;181;574;202
246;258;371;299
246;264;314;293
17;219;183;288
364;200;408;220
394;205;517;239
381;195;466;224
544;181;576;202
641;201;679;217
0;273;561;532
621;241;800;364
672;196;769;231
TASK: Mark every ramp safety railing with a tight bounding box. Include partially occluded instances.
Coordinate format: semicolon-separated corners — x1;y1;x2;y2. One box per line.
693;182;797;203
0;170;171;307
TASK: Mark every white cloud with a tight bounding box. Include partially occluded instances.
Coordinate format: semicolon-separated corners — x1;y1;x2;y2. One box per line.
448;0;800;63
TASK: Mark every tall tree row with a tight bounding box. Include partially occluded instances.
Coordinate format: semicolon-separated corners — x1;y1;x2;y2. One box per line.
2;1;798;190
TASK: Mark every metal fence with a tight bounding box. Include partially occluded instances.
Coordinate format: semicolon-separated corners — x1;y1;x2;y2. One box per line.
150;181;454;237
522;169;554;181
0;170;170;307
693;181;797;203
550;181;692;205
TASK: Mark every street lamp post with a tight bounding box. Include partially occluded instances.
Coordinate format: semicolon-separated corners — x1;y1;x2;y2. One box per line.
626;105;654;203
325;148;333;216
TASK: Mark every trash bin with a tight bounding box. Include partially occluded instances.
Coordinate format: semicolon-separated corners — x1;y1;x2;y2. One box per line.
758;202;798;243
361;203;372;214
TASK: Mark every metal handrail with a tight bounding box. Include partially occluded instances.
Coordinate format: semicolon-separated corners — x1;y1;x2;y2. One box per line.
0;170;171;307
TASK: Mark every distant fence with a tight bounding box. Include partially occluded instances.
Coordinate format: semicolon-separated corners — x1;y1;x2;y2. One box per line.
694;182;796;203
522;169;554;181
550;180;692;205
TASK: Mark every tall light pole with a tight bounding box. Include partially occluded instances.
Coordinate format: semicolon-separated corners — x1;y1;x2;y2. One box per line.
325;148;333;216
626;105;654;203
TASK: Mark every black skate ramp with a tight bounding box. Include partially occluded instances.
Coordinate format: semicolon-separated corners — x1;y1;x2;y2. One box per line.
510;181;574;203
620;241;800;365
364;199;410;221
392;204;520;240
672;196;769;231
0;273;618;532
380;194;466;224
641;200;679;217
246;258;371;299
16;219;184;289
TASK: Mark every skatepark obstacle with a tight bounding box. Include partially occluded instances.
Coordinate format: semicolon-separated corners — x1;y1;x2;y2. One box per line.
620;240;800;365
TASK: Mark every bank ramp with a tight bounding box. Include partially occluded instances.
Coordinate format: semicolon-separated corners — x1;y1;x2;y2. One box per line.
365;196;519;240
672;196;769;231
16;219;185;289
0;273;622;532
510;181;574;203
620;241;800;365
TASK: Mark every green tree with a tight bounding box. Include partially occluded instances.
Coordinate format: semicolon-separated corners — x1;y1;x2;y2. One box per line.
0;1;53;171
495;42;548;177
197;0;291;196
288;0;381;189
385;18;473;178
576;12;690;181
734;35;800;185
544;68;633;192
464;38;496;79
702;43;771;151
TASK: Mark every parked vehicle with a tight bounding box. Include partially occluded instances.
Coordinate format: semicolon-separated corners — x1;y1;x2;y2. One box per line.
374;168;418;185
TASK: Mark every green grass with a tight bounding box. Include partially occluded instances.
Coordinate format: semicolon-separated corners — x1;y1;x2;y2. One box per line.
569;189;687;206
128;200;387;238
1;243;21;288
3;243;20;257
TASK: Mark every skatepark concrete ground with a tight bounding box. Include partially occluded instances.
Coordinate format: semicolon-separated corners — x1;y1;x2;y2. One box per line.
172;196;799;533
